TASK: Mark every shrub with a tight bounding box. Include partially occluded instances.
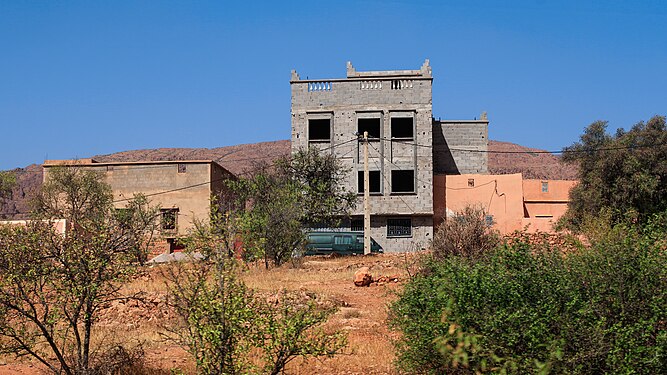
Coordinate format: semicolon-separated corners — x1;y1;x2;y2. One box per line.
431;206;499;259
389;213;667;374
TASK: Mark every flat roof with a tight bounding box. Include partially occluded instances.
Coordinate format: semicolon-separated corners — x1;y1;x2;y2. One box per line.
43;159;227;170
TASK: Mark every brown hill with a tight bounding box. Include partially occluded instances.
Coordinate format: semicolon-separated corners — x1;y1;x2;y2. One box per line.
1;140;576;219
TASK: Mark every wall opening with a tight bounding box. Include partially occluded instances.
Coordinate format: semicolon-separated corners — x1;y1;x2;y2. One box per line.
391;170;415;193
178;164;187;173
161;208;179;230
350;218;363;231
308;119;331;141
391;117;414;139
358;171;381;194
387;218;412;237
358;118;381;139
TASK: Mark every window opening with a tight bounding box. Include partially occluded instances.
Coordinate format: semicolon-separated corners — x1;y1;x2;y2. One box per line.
178;164;187;173
485;215;494;227
387;218;412;237
468;178;475;187
358;171;381;193
308;118;331;141
541;181;549;193
161;208;178;230
357;118;381;139
391;117;414;139
391;170;415;193
350;218;363;231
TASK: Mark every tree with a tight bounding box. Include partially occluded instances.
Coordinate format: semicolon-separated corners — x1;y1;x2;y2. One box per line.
0;166;157;374
232;147;356;268
562;115;667;230
0;171;16;217
164;216;347;375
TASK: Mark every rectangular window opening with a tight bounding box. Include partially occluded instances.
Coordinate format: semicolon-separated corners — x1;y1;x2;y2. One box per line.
357;118;381;139
308;119;331;142
358;171;381;194
391;170;415;193
350;218;363;232
178;164;187;173
391;117;414;139
468;178;475;187
541;181;549;193
387;218;412;237
161;208;179;230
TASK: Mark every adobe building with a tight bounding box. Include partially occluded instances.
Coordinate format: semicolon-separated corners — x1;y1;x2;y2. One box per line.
442;174;576;234
291;60;489;252
42;159;234;254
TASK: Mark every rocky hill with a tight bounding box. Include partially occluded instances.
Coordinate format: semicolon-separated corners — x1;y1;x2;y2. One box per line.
1;139;576;219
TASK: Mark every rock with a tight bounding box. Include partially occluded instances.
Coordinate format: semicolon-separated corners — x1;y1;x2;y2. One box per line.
354;267;372;287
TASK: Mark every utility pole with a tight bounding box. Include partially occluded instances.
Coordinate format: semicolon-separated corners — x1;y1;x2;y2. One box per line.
363;131;371;255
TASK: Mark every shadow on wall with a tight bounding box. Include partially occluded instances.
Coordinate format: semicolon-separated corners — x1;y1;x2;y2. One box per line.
433;127;460;175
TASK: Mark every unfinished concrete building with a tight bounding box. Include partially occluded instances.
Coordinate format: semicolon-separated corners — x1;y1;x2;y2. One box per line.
291;60;488;252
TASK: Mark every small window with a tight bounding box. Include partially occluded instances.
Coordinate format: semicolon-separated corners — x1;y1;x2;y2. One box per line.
468;178;475;187
161;208;178;230
387;218;412;237
391;170;415;193
485;215;494;227
178;164;187;173
358;171;381;194
350;218;363;231
358;118;381;139
391;117;413;139
308;119;331;142
106;165;114;172
541;181;549;193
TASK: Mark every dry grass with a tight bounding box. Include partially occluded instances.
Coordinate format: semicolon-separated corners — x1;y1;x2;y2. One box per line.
0;253;415;374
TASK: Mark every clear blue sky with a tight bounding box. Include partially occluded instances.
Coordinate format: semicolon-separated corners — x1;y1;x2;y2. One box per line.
1;0;665;170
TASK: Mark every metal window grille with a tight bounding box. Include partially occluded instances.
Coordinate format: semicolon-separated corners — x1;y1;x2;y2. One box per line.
387;218;412;237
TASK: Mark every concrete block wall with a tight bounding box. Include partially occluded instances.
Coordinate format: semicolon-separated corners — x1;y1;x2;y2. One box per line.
433;120;488;174
291;61;434;251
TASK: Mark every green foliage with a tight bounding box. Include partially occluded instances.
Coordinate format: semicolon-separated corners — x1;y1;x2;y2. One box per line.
255;291;347;375
431;205;499;260
0;166;158;374
562;115;667;230
389;214;667;374
0;171;16;217
229;147;356;268
165;230;347;375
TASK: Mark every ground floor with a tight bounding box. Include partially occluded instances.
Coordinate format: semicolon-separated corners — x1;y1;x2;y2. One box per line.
326;215;433;253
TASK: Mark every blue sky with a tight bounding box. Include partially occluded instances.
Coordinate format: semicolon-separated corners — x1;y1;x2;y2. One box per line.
1;0;665;170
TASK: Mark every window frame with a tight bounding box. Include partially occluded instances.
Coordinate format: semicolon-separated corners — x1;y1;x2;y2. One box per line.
390;116;414;140
307;117;332;143
160;208;179;231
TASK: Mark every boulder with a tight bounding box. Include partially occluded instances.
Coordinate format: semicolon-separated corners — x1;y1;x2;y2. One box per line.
354;267;373;287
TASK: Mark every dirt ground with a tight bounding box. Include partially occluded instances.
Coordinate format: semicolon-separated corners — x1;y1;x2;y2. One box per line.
0;253;416;374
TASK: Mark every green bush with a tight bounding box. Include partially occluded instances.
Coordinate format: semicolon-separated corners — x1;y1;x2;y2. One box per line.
389;213;667;374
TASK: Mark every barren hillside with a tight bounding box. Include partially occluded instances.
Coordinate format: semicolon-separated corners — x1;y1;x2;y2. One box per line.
1;139;576;219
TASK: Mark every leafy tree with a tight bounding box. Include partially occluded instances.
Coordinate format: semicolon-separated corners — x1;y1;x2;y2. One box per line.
0;166;157;374
0;171;16;217
232;147;356;267
562;115;667;230
164;216;347;375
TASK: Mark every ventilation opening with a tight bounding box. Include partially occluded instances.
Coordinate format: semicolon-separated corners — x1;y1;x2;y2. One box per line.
357;170;381;194
391;170;415;193
178;164;187;173
391;117;413;139
358;118;381;139
308;119;331;141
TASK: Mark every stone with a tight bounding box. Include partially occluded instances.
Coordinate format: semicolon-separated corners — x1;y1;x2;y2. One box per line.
354;267;373;287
